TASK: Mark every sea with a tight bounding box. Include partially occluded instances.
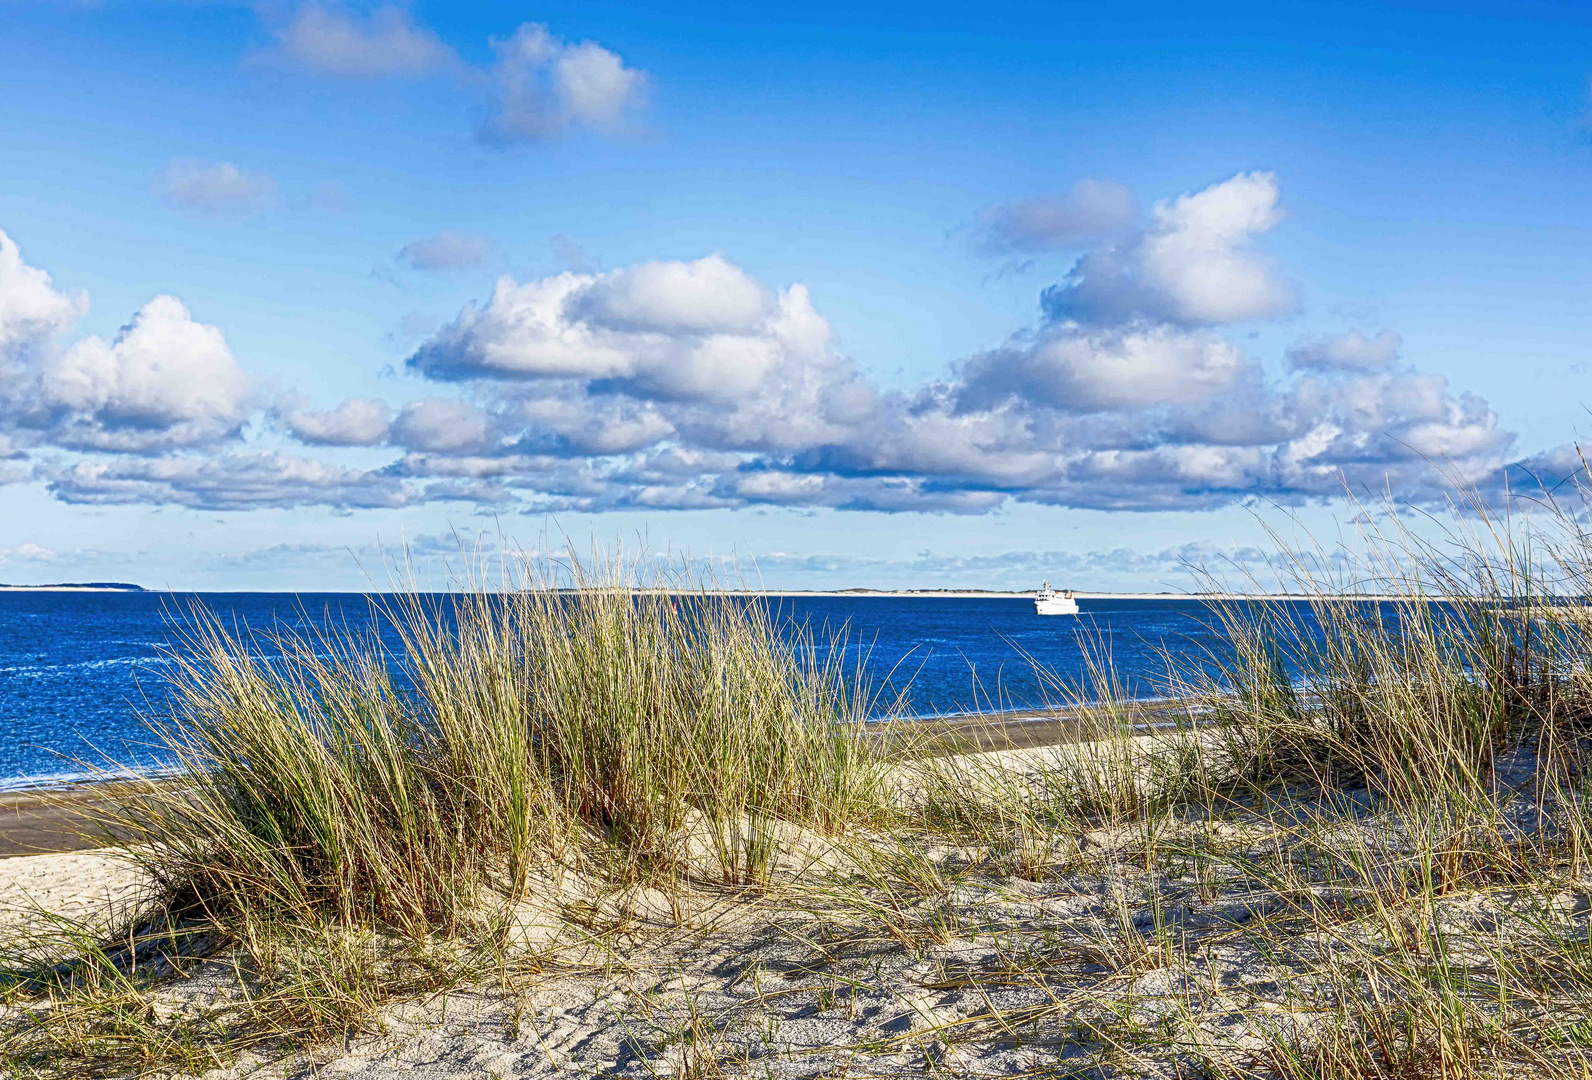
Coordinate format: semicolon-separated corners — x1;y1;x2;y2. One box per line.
0;590;1264;790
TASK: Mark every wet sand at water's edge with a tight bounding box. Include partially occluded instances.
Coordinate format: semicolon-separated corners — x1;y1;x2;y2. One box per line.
0;781;151;858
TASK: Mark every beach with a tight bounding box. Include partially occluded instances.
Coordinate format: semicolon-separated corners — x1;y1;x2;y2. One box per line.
10;2;1592;1074
3;727;1588;1079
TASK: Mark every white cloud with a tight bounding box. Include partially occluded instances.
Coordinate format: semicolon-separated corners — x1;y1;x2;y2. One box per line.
278;394;512;455
958;324;1249;412
397;231;496;271
0;168;1546;520
0;229;86;354
567;255;768;335
551;40;644;125
36;295;251;449
157;160;277;216
389;398;493;452
1287;329;1402;373
1283;371;1510;471
248;9;642;147
262;3;454;77
975;179;1138;255
1045;171;1296;326
377;184;1526;518
0;542;56;562
278;396;391;445
479;23;646;144
506;394;676;455
409;255;850;406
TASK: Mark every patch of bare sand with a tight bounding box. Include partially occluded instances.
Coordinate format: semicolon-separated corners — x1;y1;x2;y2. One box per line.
0;848;148;931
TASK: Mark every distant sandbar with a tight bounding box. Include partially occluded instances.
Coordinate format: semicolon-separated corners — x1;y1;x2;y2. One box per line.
0;582;146;593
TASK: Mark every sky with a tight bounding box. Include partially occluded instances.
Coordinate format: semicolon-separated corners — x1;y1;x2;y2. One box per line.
0;0;1589;591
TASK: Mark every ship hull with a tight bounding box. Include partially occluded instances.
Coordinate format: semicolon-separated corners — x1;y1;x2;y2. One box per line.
1034;596;1079;615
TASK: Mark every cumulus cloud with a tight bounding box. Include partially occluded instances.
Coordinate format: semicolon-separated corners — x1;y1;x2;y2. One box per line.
974;179;1138;255
567;256;768;335
781;175;1508;512
397;231;496;271
849;370;1509;513
0;233;254;456
1043;172;1296;327
409;255;865;409
484;394;677;457
276;394;498;454
957;324;1248;412
260;2;454;76
34;296;251;450
479;23;646;144
1287;329;1402;373
360;178;1521;518
389;398;494;452
277;396;391;445
0;229;86;354
1286;371;1508;465
158;160;277;216
0;170;1552;519
247;9;643;147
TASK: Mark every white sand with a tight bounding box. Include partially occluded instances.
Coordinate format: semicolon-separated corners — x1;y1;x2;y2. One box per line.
0;849;148;932
1;740;1584;1079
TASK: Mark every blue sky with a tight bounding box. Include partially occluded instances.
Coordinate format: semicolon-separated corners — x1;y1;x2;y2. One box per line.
0;0;1589;590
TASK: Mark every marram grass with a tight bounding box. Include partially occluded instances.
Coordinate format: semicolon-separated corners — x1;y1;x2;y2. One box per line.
109;553;897;937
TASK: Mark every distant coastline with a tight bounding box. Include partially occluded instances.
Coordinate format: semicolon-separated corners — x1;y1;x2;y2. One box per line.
0;583;1489;601
0;582;146;593
622;588;1424;601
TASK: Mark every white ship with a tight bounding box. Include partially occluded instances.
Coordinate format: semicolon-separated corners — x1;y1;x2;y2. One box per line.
1034;582;1079;616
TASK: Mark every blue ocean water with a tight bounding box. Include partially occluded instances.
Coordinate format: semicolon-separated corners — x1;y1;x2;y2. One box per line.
0;591;1244;789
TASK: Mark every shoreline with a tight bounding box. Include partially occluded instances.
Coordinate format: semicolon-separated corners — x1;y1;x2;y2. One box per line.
0;778;155;858
0;703;1191;858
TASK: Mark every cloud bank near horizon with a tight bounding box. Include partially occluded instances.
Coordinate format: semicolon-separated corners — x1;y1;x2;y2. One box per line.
0;172;1575;519
0;528;1304;595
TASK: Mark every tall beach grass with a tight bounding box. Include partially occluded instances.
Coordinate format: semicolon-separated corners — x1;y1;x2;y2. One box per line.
108;553;896;938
